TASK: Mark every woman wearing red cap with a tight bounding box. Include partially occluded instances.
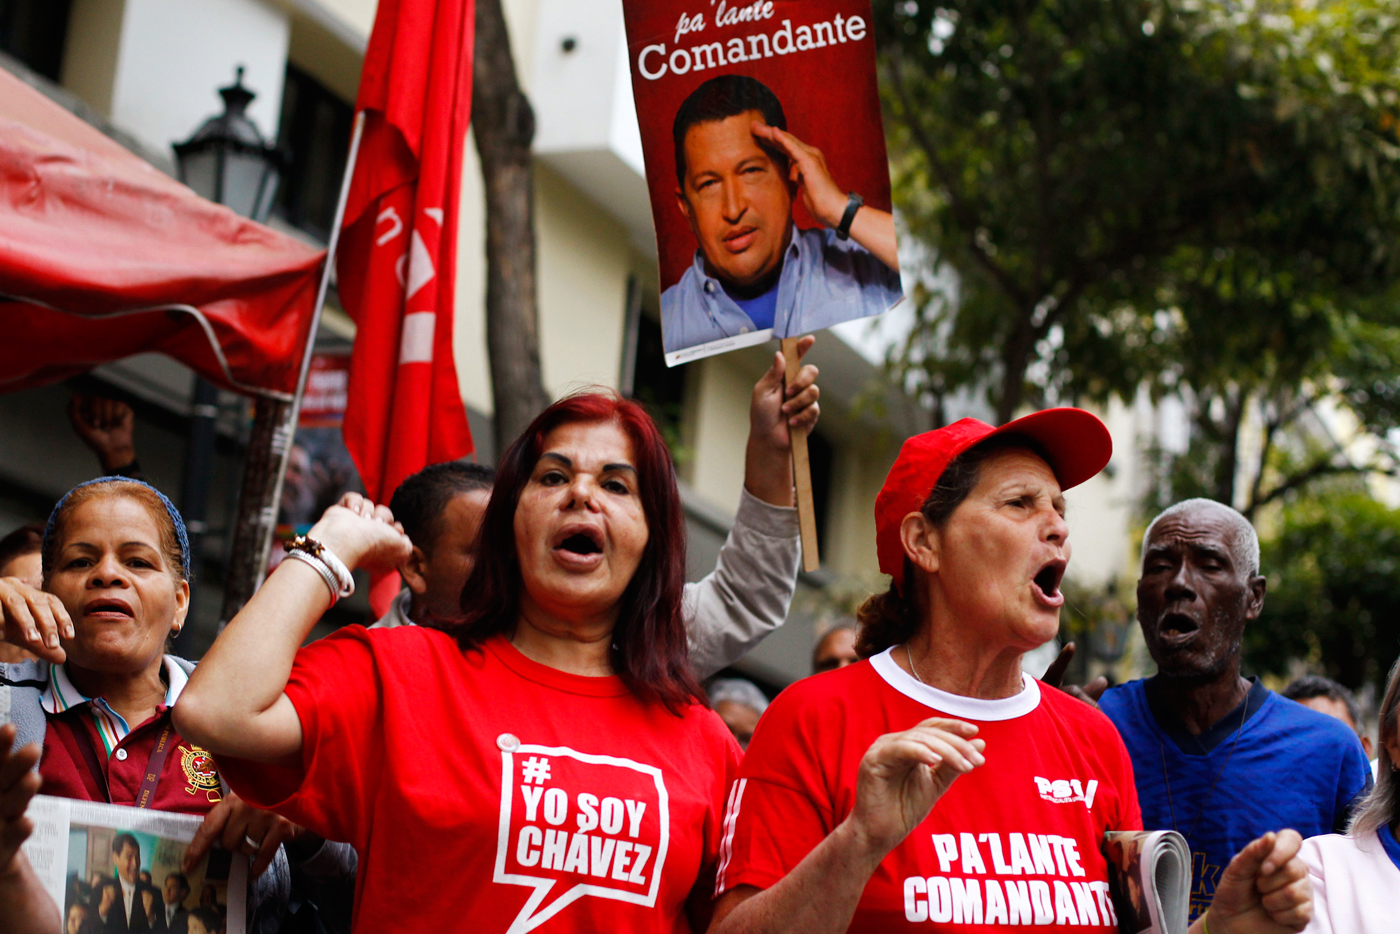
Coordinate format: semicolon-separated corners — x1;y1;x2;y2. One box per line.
708;410;1313;934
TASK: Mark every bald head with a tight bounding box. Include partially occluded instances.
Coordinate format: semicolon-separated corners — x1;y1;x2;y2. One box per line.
1142;499;1259;577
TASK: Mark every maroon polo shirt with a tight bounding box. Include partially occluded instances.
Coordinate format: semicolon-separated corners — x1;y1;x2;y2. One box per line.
40;706;224;815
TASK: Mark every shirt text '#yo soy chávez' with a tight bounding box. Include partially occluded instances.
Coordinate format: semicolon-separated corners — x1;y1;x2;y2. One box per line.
218;626;740;934
717;651;1143;931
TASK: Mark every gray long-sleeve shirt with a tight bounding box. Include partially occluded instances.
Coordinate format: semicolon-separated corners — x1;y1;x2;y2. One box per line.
682;488;801;678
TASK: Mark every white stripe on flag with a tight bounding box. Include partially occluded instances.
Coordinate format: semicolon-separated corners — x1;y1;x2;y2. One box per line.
715;777;747;893
399;311;436;364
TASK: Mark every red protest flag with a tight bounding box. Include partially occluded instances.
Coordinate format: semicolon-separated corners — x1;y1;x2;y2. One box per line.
338;0;476;506
337;0;477;612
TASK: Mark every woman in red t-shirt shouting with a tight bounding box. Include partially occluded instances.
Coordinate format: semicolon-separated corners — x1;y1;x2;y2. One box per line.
175;393;740;933
708;409;1312;934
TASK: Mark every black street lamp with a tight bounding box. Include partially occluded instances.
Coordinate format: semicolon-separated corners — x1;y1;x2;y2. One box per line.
173;65;283;222
171;66;284;648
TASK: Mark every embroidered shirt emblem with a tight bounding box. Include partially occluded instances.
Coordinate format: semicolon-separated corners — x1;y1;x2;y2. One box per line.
181;745;223;801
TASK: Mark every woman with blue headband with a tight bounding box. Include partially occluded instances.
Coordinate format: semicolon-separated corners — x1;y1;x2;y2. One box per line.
0;478;348;932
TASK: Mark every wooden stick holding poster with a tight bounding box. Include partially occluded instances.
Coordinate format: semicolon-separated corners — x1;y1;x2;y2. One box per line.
782;336;821;571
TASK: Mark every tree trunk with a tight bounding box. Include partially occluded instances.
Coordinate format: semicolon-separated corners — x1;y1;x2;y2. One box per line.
472;0;550;457
1213;391;1245;507
221;395;295;621
995;313;1038;424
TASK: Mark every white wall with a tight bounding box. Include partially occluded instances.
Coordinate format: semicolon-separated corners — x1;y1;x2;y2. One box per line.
684;353;758;516
1062;396;1137;589
535;166;631;397
504;0;541;92
452;131;494;416
450;156;636;417
531;0;642;174
530;0;652;253
824;441;897;582
284;0;376;44
449;1;641;419
109;0;291;156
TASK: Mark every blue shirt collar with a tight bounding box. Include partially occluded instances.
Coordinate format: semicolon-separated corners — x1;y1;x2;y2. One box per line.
1144;676;1270;756
1378;819;1400;874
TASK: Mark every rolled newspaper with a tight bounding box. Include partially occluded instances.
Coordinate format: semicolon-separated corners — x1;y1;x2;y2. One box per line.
1104;829;1191;934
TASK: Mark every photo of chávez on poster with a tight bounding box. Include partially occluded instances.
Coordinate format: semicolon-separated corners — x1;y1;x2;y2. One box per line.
622;0;903;365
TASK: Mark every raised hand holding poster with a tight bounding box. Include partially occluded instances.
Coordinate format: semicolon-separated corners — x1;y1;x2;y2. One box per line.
623;0;903;366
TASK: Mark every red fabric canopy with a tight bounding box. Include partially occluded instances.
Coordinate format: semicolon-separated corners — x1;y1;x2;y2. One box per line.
0;67;325;399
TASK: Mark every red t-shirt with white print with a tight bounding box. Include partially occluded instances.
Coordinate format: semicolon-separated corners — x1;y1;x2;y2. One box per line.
716;649;1142;931
218;626;740;934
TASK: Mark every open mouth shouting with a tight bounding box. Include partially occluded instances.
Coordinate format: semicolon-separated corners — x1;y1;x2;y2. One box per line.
82;597;134;622
1031;559;1067;608
551;524;605;571
1155;611;1201;648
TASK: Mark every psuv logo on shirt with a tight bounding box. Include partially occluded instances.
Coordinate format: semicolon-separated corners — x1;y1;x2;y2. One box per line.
1033;776;1098;810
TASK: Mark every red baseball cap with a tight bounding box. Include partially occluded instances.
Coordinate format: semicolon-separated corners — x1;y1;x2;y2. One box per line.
875;408;1113;591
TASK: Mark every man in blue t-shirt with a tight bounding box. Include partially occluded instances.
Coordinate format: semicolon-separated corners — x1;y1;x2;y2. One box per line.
1100;498;1372;922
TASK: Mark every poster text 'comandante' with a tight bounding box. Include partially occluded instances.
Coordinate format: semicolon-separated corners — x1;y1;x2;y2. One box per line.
638;11;869;82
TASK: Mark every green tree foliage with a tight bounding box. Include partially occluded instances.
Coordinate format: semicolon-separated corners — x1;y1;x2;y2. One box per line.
1077;1;1400;511
881;0;1400;684
1253;487;1400;691
877;0;1400;440
1133;308;1400;518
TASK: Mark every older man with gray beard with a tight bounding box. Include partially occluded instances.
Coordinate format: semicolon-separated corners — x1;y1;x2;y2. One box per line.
1099;499;1372;925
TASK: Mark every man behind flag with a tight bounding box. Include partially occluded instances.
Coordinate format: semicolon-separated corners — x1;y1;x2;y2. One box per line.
336;0;476;613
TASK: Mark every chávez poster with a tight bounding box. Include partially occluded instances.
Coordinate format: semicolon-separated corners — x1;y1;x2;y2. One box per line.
623;0;903;366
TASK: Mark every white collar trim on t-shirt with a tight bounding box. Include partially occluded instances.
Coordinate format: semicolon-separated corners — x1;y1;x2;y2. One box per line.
869;647;1041;721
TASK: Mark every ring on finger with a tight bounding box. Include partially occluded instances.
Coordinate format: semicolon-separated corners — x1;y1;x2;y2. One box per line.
243;834;260;854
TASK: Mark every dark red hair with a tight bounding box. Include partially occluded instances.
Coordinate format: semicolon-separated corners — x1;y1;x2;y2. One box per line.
449;391;703;713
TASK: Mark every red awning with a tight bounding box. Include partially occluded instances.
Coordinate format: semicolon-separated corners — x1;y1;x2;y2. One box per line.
0;67;326;399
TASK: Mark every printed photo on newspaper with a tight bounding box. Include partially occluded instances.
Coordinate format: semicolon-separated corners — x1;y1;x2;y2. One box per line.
21;794;247;934
1103;829;1190;934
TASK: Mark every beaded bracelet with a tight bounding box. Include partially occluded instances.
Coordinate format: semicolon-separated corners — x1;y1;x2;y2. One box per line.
286;534;355;598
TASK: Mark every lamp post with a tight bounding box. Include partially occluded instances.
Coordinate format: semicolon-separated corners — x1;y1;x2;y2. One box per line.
173;66;284;641
173;66;283;221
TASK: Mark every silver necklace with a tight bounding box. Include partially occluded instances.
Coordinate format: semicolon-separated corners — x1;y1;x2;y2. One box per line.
906;643;928;684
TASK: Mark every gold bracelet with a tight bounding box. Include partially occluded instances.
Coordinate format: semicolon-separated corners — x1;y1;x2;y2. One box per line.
1200;912;1211;934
